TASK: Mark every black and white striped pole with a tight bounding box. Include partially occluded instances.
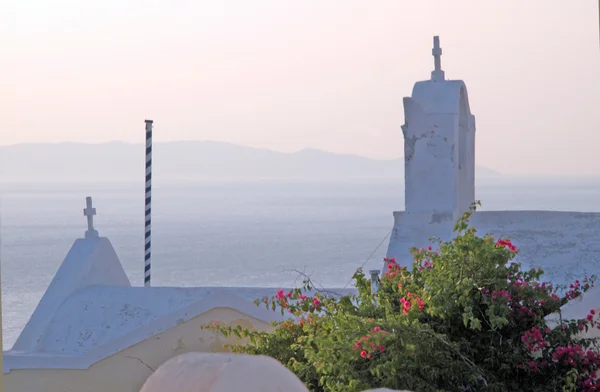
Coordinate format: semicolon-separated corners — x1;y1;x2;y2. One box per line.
144;119;153;287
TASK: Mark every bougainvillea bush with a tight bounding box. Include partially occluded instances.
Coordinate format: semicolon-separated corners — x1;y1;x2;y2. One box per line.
207;205;600;391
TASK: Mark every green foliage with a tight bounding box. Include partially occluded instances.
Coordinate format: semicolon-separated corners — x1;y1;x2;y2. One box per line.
203;203;600;391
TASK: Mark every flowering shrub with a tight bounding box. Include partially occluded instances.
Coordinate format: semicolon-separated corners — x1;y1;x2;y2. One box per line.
206;204;600;391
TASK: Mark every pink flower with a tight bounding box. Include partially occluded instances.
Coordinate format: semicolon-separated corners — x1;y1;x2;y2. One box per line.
495;238;517;252
276;289;285;301
312;297;321;307
400;297;412;314
521;327;547;352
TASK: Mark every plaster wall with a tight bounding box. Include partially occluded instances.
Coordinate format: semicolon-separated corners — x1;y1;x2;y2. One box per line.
457;94;476;214
5;307;271;392
402;80;474;215
464;113;476;206
385;211;600;286
12;237;130;352
403;103;457;214
546;281;600;341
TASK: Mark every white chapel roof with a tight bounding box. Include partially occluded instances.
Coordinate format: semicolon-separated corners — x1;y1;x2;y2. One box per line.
38;286;292;355
4;286;296;371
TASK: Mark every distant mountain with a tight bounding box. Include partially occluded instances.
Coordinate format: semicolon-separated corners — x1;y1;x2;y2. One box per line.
0;141;500;183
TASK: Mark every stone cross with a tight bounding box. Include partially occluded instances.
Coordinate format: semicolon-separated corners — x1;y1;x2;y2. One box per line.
431;35;445;81
83;196;99;239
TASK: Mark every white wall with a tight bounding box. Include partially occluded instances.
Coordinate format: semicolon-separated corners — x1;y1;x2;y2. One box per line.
5;307;272;392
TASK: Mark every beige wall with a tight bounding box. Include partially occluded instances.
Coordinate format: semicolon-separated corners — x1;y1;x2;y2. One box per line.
5;307;271;392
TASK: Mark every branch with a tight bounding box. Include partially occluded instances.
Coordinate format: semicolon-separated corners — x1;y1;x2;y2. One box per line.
288;268;346;298
125;356;155;373
417;327;488;385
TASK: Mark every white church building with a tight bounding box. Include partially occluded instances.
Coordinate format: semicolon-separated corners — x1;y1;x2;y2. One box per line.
385;37;600;288
3;36;600;392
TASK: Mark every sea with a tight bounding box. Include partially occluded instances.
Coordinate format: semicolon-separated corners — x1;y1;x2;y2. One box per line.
1;177;599;348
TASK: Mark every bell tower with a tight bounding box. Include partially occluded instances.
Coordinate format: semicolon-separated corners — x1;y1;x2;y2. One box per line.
401;36;476;216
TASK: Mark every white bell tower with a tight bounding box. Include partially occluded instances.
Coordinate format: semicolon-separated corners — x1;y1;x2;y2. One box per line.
401;36;476;216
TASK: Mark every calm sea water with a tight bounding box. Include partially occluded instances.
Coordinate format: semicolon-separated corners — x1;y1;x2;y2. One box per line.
1;178;599;348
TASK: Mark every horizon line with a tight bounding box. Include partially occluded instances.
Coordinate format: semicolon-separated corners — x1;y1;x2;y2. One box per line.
0;139;405;161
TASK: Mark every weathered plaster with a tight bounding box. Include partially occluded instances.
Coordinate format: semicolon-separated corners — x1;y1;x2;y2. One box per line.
385;210;600;287
12;236;131;353
4;229;354;373
5;307;274;392
387;37;600;293
401;46;475;215
4;289;286;372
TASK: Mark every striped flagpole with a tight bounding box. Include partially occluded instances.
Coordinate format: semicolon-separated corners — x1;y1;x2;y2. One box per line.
144;119;153;287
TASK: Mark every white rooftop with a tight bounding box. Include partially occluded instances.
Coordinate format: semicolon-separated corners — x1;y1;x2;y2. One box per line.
35;286;295;356
4;197;355;372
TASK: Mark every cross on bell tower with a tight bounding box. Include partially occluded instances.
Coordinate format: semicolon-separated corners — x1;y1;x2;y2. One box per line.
83;196;99;239
431;36;445;81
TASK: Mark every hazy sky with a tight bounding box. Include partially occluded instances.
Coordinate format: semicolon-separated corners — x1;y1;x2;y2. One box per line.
2;0;599;176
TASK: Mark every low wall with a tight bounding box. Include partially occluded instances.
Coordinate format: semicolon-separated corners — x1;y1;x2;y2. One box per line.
386;210;600;286
139;352;413;392
5;308;271;392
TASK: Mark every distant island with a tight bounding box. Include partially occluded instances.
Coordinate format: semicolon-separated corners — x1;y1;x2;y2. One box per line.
0;141;500;183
